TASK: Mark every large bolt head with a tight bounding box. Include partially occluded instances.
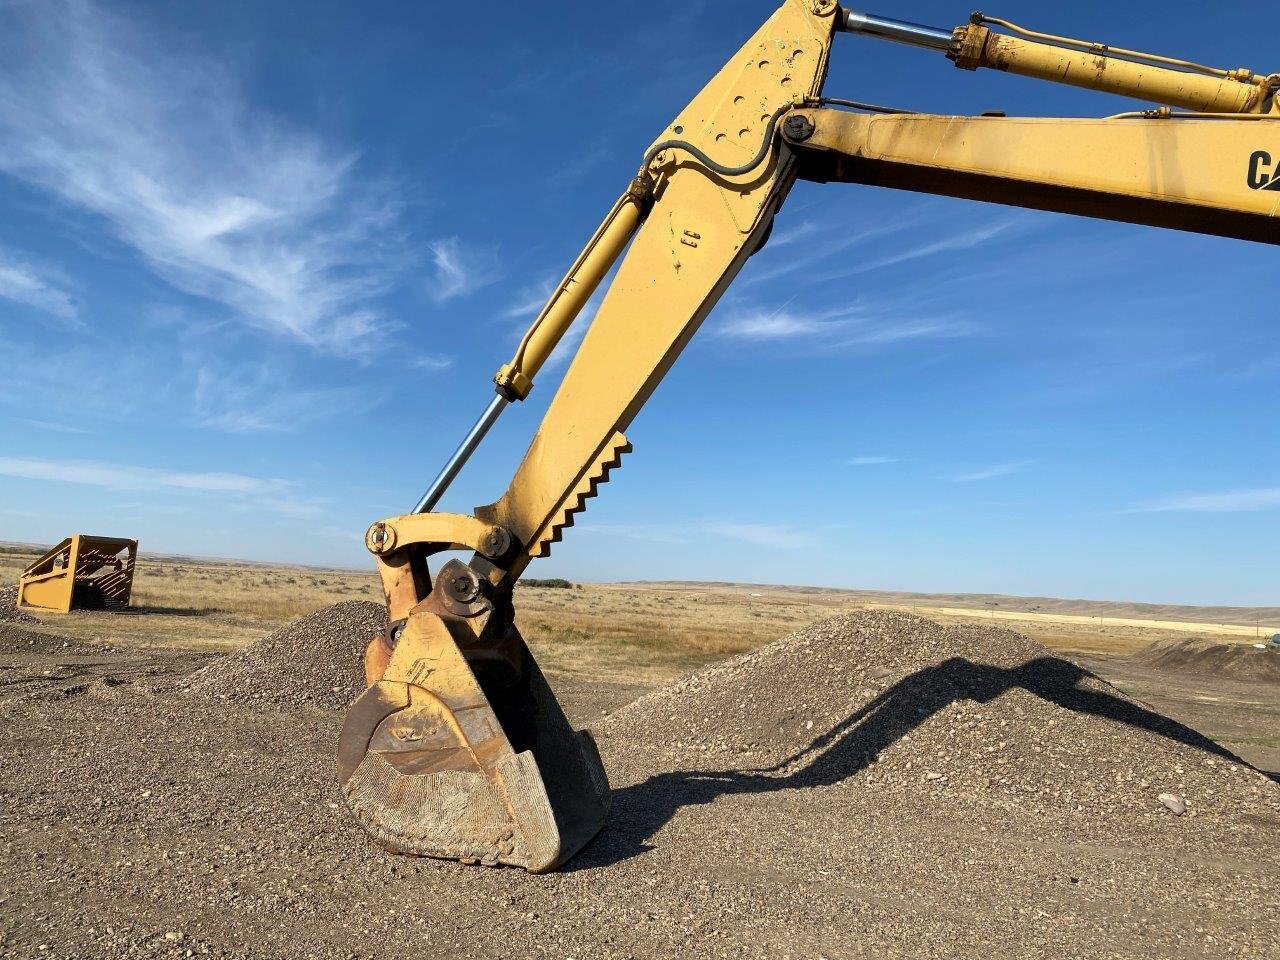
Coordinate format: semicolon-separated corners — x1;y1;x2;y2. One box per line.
365;522;396;554
782;114;815;142
481;527;512;559
445;568;481;603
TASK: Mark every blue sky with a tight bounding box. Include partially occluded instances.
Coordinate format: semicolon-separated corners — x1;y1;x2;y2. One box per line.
0;0;1275;605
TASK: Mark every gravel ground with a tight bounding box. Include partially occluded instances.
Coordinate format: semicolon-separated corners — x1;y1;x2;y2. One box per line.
0;621;103;657
0;585;35;624
1;609;1277;959
184;600;385;709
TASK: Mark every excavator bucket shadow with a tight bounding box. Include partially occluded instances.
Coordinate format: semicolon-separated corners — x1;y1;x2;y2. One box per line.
337;607;609;872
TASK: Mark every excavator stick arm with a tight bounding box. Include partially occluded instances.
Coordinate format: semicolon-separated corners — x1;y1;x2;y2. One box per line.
339;0;842;872
476;0;840;570
340;3;1278;872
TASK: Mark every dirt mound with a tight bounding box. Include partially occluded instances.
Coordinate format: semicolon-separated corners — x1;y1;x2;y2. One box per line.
0;585;35;624
185;600;385;709
1135;636;1280;684
605;610;1273;833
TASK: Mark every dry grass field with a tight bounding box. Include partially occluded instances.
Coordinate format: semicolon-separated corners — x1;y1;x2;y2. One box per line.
9;541;1276;772
4;543;1277;677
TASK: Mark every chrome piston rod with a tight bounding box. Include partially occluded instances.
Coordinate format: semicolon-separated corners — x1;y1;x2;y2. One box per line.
412;392;509;514
841;10;953;51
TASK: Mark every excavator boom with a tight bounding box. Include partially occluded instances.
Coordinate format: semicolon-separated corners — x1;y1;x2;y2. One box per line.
338;2;1277;871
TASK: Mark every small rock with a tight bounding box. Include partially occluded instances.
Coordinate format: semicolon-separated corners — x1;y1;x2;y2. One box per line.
1158;793;1187;816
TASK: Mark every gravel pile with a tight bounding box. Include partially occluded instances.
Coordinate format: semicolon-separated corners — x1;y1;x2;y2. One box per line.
0;584;35;624
185;600;385;709
605;610;1276;834
1135;636;1280;684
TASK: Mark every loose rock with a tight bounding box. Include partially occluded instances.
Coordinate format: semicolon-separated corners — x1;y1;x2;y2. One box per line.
184;600;385;709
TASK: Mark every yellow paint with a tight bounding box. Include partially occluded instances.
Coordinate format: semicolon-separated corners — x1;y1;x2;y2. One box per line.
17;534;137;614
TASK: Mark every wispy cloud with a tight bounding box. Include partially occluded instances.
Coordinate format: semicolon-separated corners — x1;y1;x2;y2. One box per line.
715;302;976;347
836;318;977;347
412;353;455;372
502;278;555;320
1134;488;1280;513
714;307;835;341
0;336;148;421
0;456;282;494
0;455;322;519
763;219;821;249
848;456;899;466
579;523;689;545
946;460;1033;483
0;249;77;319
809;219;1026;285
745;212;930;285
583;520;817;550
0;1;403;355
9;417;91;435
701;522;817;549
190;363;374;433
427;238;501;302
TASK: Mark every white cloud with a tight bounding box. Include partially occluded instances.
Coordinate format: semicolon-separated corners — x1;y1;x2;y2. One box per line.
715;301;976;347
811;219;1025;284
502;278;555;320
715;308;835;341
0;1;403;355
190;363;374;433
412;353;455;372
746;212;930;285
427;237;501;302
1135;488;1280;513
764;219;821;249
836;318;977;347
0;250;77;319
848;456;899;466
0;456;319;516
946;460;1033;483
0;456;277;494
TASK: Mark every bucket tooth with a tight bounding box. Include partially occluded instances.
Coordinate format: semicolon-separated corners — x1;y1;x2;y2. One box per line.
337;608;609;872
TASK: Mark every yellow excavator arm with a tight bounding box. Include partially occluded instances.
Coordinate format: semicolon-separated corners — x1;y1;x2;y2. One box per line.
337;2;1278;872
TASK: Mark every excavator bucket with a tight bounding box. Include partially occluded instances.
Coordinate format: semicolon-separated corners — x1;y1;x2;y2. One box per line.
337;603;609;872
18;534;138;614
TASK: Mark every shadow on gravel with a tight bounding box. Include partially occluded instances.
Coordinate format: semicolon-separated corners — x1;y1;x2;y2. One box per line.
572;655;1258;870
127;605;221;618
